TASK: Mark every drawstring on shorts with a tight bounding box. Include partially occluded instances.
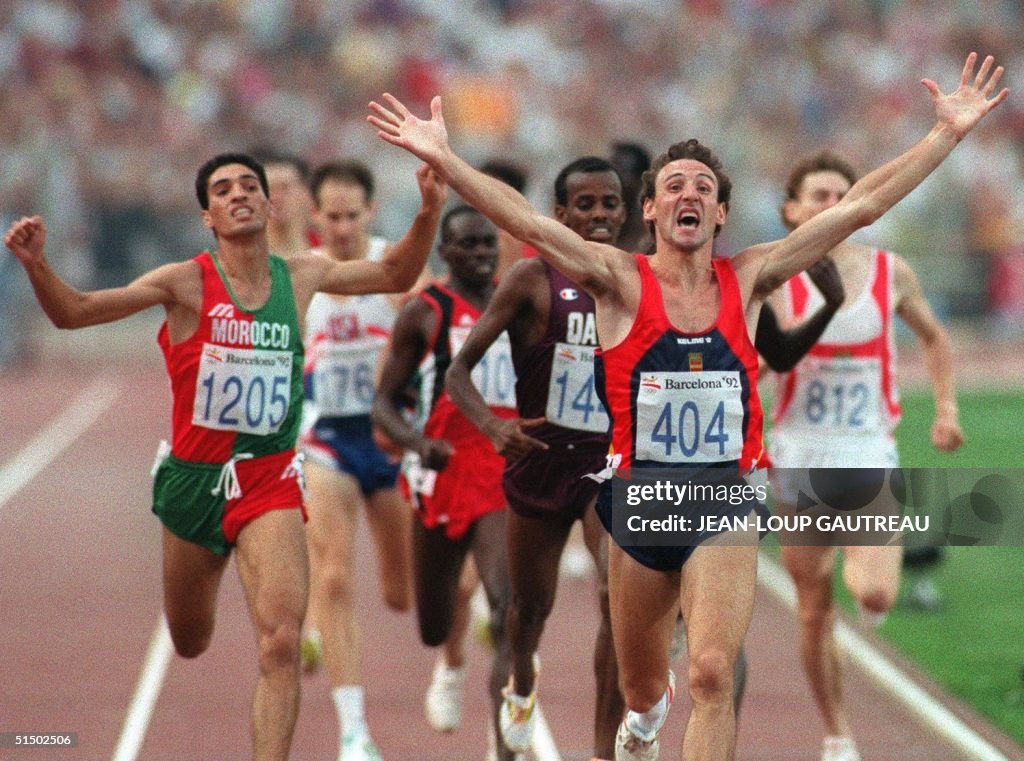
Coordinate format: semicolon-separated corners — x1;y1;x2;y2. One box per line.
281;451;306;495
211;453;255;500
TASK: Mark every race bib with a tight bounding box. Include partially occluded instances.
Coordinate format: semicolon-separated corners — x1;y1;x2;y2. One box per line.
635;371;744;463
193;344;293;435
311;337;383;417
450;327;516;409
545;342;609;433
790;357;883;433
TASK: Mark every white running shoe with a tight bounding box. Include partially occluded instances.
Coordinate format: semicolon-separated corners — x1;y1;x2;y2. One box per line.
485;715;528;761
821;735;861;761
338;730;382;761
424;656;466;733
614;670;675;761
559;542;595;579
499;654;540;753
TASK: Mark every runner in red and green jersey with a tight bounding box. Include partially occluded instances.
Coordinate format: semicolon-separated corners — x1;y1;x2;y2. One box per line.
5;152;446;761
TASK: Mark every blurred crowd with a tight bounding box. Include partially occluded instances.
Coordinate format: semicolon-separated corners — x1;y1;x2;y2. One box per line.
2;0;1023;360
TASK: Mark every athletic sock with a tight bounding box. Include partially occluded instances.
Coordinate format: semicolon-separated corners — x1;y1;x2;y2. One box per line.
857;604;887;629
625;684;671;741
332;685;367;737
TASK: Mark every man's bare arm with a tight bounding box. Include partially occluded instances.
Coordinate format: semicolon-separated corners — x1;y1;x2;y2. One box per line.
367;94;624;296
311;164;446;297
756;256;845;372
894;257;963;452
749;52;1008;296
370;297;454;470
6;215;182;328
445;262;548;460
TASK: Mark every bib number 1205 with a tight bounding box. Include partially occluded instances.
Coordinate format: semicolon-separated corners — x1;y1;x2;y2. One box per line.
194;345;293;435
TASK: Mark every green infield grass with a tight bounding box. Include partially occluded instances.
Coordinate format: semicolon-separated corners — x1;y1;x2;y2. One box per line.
856;390;1023;744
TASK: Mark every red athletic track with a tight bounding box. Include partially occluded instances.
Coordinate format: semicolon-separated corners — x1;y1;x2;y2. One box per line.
2;352;1022;761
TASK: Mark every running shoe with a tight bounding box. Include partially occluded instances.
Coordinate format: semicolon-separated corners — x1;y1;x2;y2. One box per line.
300;628;323;674
614;670;675;761
472;585;495;651
821;736;861;761
338;730;382;761
424;655;466;732
902;576;943;612
499;654;540;753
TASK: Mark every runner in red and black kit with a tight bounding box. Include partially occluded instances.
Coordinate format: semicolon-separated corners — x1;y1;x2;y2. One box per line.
372;205;519;761
593;254;766;570
447;158;848;758
370;58;1006;758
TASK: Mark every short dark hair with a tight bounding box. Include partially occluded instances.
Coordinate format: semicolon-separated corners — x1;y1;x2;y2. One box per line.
783;151;858;201
480;160;529;194
640;139;732;238
779;151;858;229
553;156;622;206
195;152;269;210
309;160;376;206
610;141;651;179
249;148;310;183
440;205;485;244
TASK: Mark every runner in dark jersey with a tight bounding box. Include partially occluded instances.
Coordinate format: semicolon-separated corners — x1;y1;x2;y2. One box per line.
4;154;446;761
368;54;1006;760
446;157;626;758
371;206;519;761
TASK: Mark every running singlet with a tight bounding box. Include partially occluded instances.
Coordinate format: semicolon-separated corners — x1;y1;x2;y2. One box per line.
158;251;305;462
304;237;395;419
511;260;609;447
596;255;765;472
771;250;900;437
402;283;517;536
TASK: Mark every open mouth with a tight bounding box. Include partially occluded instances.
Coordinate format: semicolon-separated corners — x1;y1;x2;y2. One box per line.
677;211;700;228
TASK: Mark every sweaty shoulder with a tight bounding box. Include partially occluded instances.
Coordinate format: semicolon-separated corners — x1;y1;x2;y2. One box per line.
503;256;549;294
284;251;325;291
731;242;777;297
890;252;919;305
154;258;204;306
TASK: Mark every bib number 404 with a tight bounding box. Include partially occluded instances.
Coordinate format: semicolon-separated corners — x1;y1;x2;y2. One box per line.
650;399;730;458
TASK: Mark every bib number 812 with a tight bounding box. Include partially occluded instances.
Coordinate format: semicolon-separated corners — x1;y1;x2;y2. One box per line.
804;380;869;427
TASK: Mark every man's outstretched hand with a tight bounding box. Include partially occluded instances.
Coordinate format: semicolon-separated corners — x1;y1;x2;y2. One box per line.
923;52;1009;141
369;94;450;166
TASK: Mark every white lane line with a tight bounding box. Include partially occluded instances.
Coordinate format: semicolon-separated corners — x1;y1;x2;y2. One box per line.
757;553;1010;761
110;615;174;761
0;376;122;509
531;702;562;761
